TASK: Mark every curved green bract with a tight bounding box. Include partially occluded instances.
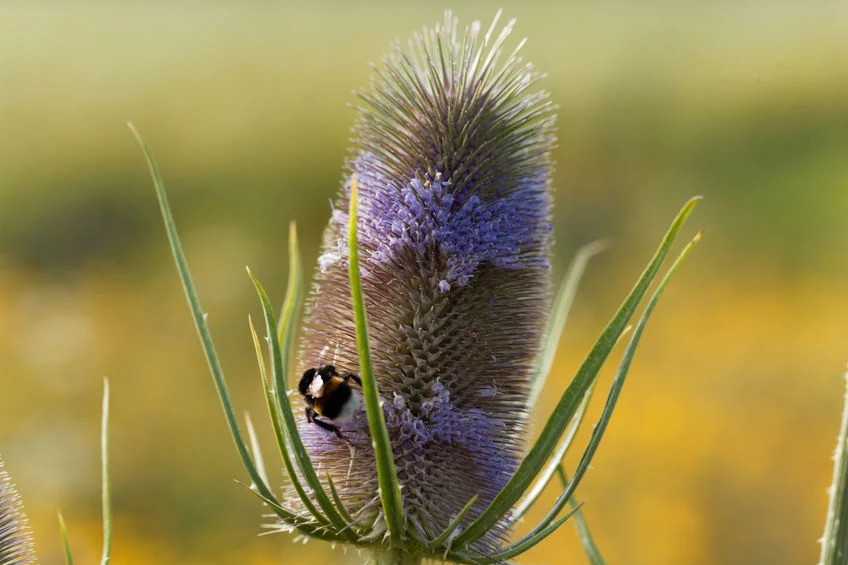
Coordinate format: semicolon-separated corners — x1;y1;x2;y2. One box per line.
247;270;357;540
278;222;303;386
129;123;278;506
426;494;479;550
348;177;406;548
57;512;73;565
452;197;701;548
131;123;333;541
497;229;702;556
248;316;328;526
559;467;606;565
528;239;609;409
507;380;596;527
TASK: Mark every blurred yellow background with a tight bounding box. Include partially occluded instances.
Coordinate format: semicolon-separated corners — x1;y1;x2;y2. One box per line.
1;2;847;564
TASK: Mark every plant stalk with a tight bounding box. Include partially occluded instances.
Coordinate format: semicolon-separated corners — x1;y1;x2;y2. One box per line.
370;546;422;565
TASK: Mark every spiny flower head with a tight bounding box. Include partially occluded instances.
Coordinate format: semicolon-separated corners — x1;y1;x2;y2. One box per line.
0;457;37;565
295;11;555;551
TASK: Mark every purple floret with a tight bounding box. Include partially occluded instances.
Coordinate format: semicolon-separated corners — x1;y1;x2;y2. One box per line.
351;153;551;290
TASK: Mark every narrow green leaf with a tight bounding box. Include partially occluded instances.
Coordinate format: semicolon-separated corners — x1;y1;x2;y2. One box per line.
453;197;700;547
558;467;605;565
257;223;335;527
128;123;278;505
266;223;333;523
488;503;584;562
510;230;702;552
247;269;356;540
244;412;269;488
509;325;630;530
100;378;111;565
249;316;328;525
57;511;74;565
507;380;596;527
326;472;355;525
235;481;344;542
348;176;406;544
277;222;303;384
427;494;479;550
818;367;848;565
440;550;491;565
528;239;609;408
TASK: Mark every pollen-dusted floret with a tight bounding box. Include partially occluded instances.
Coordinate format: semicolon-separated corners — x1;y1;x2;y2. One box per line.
295;11;555;552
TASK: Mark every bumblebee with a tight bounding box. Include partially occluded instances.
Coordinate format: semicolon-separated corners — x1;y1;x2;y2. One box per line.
298;365;362;438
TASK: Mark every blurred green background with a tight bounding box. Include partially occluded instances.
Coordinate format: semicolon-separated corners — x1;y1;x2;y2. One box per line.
1;2;847;564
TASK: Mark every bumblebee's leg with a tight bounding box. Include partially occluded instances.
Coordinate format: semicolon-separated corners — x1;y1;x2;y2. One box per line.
312;417;344;439
305;406;315;424
343;373;362;387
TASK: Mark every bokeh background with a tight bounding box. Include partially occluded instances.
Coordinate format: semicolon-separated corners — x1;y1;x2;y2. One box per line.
1;2;847;564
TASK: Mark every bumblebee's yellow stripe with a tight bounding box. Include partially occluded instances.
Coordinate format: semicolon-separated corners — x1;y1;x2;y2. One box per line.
313;377;343;416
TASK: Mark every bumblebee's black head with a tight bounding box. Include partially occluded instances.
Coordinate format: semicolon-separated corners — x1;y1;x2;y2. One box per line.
298;368;317;396
299;365;338;398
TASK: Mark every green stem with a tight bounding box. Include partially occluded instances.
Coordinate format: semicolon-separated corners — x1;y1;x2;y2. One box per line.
370;547;422;565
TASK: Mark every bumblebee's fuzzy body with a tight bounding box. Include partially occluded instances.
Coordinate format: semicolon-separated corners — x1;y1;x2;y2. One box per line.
298;365;362;438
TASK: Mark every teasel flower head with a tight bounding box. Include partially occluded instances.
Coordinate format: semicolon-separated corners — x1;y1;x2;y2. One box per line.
295;10;554;553
0;457;38;565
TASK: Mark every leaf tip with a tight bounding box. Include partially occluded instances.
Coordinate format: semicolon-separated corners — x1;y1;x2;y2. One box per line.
587;237;613;256
126;121;144;145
